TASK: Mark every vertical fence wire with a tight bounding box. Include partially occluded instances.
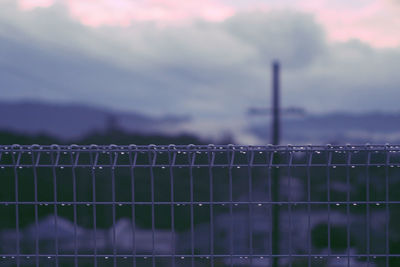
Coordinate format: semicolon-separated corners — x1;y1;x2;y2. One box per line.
51;147;59;267
247;147;254;265
147;147;156;267
12;146;20;267
346;149;351;267
327;146;332;263
168;145;176;267
366;149;371;267
307;146;312;267
287;147;293;267
188;146;195;267
271;147;280;267
207;145;215;267
228;146;234;267
31;147;39;267
90;149;98;267
111;149;117;267
129;145;137;267
70;149;78;267
385;146;390;267
268;148;273;266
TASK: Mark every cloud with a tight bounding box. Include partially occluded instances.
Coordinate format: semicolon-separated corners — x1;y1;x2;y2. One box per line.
17;0;235;26
18;0;54;10
222;11;326;68
310;0;400;48
387;0;400;5
287;40;400;113
1;1;400;140
15;0;400;48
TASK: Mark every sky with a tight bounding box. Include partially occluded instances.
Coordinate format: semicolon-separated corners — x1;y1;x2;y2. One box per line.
1;0;400;141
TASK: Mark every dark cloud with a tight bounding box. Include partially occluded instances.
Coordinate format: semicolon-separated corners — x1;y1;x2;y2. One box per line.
223;11;326;68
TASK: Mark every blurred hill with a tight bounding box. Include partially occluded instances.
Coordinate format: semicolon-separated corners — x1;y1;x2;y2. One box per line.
0;101;190;140
2;100;400;145
249;112;400;144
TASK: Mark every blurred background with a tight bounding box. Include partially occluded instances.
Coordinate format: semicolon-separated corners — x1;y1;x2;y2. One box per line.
1;1;400;266
1;0;400;145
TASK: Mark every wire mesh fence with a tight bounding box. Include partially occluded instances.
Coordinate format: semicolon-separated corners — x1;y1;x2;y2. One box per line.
0;144;399;267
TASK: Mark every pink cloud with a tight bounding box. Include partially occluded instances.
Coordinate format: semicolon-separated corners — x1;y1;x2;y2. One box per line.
64;0;235;27
16;0;400;48
241;0;400;48
298;0;400;48
18;0;55;10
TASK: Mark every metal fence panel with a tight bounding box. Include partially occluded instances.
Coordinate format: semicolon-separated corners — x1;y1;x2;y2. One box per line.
0;144;399;266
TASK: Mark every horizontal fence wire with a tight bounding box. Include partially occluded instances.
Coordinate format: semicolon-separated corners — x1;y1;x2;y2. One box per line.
0;144;399;267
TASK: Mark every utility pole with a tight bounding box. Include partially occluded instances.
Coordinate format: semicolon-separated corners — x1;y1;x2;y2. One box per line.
272;61;280;146
248;61;302;266
271;60;281;267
